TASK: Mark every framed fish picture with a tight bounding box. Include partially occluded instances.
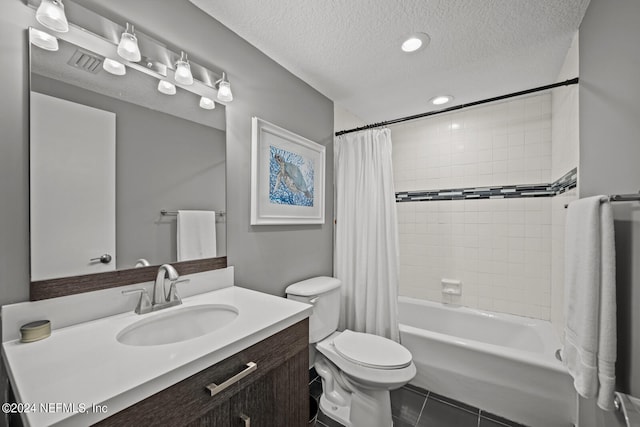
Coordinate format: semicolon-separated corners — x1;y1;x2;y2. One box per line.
251;117;325;225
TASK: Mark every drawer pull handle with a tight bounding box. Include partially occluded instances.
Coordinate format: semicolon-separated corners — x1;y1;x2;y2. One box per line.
239;413;251;426
205;362;258;397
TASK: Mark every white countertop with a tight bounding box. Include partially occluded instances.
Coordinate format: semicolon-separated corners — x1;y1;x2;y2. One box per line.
2;284;311;426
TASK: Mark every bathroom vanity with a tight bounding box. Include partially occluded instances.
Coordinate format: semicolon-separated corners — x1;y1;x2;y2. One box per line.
2;268;311;426
97;319;309;426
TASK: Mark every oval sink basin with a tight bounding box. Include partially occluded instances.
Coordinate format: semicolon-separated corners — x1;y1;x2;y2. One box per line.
117;304;239;346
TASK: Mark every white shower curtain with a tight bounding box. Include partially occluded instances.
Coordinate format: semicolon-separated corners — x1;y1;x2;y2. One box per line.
334;128;400;341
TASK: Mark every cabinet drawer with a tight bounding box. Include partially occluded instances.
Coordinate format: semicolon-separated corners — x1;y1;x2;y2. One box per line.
96;319;308;426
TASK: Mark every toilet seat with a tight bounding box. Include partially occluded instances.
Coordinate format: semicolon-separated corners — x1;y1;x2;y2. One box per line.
332;330;412;370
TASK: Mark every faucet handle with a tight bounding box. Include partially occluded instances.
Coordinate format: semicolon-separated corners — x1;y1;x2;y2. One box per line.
122;288;153;314
167;279;189;303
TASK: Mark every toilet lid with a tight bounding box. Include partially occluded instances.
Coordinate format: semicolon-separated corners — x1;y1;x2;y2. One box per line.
332;330;412;370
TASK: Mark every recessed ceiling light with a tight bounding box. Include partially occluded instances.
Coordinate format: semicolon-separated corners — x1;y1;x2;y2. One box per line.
402;38;421;52
401;32;430;53
431;95;453;105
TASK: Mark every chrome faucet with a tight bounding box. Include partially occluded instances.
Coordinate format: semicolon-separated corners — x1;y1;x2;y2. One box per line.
122;263;189;314
153;264;179;305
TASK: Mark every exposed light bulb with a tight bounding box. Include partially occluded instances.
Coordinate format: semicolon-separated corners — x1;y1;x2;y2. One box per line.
35;0;69;33
174;51;193;85
216;72;233;102
199;96;216;110
157;80;176;95
117;23;141;62
102;58;126;76
29;28;59;51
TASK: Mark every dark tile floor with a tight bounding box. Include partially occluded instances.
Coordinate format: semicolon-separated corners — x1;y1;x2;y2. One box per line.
309;369;527;427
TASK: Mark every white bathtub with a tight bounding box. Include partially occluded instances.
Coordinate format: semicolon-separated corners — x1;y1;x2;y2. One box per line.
398;296;576;427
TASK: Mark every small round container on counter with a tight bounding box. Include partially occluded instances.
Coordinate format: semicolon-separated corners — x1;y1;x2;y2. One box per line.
20;320;51;343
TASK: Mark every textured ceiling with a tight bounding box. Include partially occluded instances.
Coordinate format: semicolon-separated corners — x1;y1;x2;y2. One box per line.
189;0;590;125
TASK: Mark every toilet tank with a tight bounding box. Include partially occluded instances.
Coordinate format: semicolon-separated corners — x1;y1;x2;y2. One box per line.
285;277;341;343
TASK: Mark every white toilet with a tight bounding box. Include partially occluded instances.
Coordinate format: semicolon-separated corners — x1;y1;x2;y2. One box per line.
286;276;416;427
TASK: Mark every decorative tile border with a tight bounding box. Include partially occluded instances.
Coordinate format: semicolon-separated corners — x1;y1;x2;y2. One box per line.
549;167;578;195
396;167;577;203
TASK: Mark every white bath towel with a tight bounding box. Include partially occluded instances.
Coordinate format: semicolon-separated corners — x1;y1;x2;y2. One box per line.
177;210;217;261
563;196;616;411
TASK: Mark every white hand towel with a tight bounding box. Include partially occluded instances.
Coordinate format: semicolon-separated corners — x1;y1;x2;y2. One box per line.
177;210;217;262
562;196;616;411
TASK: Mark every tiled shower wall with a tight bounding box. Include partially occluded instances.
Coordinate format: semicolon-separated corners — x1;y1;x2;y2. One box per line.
393;94;552;191
394;93;555;320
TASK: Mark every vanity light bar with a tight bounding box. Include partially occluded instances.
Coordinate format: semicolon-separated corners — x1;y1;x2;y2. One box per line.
26;0;233;109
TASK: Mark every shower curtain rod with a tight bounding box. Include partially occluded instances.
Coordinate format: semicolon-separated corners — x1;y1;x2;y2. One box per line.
335;77;579;137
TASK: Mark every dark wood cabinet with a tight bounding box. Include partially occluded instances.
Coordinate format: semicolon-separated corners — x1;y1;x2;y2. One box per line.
96;319;309;427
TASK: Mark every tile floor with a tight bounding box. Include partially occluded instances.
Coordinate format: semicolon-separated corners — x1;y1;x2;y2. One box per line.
309;370;527;427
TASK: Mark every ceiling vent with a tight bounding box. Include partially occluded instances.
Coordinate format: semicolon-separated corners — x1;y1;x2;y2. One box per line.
67;48;103;74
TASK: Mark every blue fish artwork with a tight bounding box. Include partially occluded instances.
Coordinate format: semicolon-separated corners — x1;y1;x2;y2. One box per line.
269;146;314;206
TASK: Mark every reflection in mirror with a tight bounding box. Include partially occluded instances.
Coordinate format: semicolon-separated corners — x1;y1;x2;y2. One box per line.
29;29;226;282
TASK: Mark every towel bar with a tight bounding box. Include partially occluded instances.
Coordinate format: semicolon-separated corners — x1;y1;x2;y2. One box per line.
161;209;225;217
614;392;640;427
564;192;640;208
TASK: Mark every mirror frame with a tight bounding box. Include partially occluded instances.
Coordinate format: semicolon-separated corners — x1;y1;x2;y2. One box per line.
30;257;227;300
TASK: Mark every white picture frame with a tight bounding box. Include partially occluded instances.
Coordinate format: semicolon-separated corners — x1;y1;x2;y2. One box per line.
250;117;325;225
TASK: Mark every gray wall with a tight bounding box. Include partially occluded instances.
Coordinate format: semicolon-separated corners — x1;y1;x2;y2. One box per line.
579;0;640;423
31;74;226;269
0;1;32;305
0;0;334;306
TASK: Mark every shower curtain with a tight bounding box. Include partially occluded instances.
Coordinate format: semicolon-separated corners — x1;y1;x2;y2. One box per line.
334;128;400;341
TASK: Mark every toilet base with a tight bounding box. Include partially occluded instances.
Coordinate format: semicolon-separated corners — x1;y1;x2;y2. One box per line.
319;392;394;427
319;393;352;427
315;356;394;427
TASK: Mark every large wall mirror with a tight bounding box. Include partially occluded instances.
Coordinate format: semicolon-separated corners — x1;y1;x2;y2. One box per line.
29;28;226;284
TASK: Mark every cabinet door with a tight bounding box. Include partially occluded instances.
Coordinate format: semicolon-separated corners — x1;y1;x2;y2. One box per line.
229;369;276;426
185;400;230;427
229;347;308;427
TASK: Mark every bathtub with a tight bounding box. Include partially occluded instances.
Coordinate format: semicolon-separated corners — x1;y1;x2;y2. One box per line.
398;296;576;427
